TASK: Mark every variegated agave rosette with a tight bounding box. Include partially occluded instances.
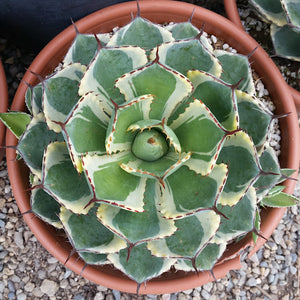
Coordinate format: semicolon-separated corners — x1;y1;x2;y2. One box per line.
1;8;298;287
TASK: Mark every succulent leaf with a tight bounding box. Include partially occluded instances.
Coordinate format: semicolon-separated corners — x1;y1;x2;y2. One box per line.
31;184;62;229
270;24;300;61
176;243;227;271
160;164;228;219
60;205;127;253
64;92;111;171
64;33;110;66
252;209;261;243
147;210;220;258
282;0;300;27
169;99;226;175
120;151;191;181
105;94;155;154
236;90;272;150
79;46;148;105
154;39;221;77
43;142;93;214
25;83;43;116
250;0;300;61
44;63;86;132
278;168;296;181
108;243;175;284
254;145;282;199
193;243;227;270
213;187;256;243
261;191;300;207
249;0;287;26
0;112;31;139
82;151;147;212
187;70;238;131
78;251;108;265
217;131;260;206
107;16;174;49
115;62;193;122
97;179;176;245
266;185;285;196
166;22;200;40
214;50;255;95
18;114;64;179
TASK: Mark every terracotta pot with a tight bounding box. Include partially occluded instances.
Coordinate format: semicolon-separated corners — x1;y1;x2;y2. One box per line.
6;0;300;294
224;0;300;113
0;60;8;161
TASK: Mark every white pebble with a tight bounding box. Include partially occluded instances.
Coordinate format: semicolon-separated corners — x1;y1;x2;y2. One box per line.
211;35;217;44
222;43;229;50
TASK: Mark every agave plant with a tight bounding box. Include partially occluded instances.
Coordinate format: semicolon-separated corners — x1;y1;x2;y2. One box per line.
1;5;298;288
249;0;300;61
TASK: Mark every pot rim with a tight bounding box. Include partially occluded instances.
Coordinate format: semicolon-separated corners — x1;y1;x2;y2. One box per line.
0;60;8;161
223;0;300;112
6;0;300;294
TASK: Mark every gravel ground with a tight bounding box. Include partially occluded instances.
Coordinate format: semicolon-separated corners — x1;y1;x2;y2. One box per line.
0;1;299;299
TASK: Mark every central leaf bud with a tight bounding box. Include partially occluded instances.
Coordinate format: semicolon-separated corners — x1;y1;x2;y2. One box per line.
132;129;169;161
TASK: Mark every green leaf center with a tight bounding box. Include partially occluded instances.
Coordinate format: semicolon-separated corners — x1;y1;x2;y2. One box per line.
131;129;169;162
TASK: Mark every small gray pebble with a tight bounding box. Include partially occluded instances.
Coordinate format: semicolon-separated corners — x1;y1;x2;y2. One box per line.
38;270;47;280
273;274;279;285
63;269;72;279
256;248;263;260
8;280;15;292
291;253;297;263
14;232;24;248
246;278;256;287
226;280;234;292
268;241;276;249
275;255;285;261
200;289;211;300
0;282;5;293
0;250;8;259
74;295;85;300
271;261;280;270
105;294;114;300
259;261;268;268
170;293;177;300
0;219;5;228
17;293;27;300
284;254;293;266
112;290;121;300
0;170;7;177
276;246;283;255
8;292;16;300
238;275;246;286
